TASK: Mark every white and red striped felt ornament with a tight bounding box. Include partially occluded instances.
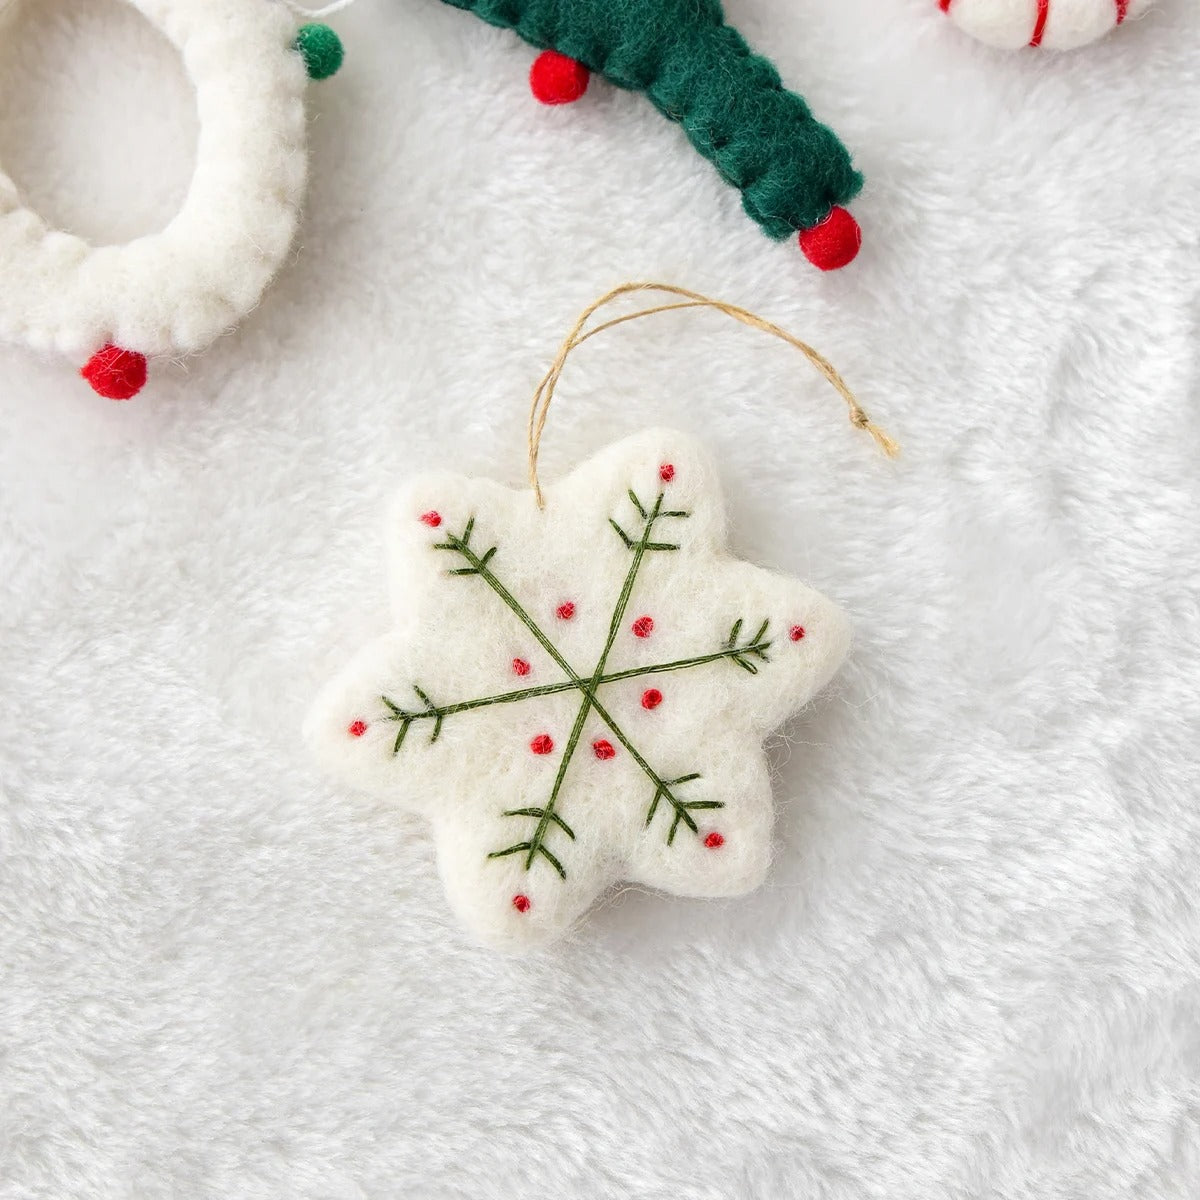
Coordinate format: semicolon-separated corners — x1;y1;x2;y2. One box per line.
938;0;1155;50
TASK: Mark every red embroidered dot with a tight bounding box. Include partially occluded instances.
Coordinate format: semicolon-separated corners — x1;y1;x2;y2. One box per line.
632;615;655;639
420;511;442;528
512;658;532;677
592;740;616;760
642;688;663;710
790;625;806;642
513;894;531;913
348;720;368;738
659;463;675;483
705;832;725;849
556;602;576;621
530;734;555;756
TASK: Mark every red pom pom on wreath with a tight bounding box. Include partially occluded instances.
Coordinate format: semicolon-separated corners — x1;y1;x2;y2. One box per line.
81;345;148;400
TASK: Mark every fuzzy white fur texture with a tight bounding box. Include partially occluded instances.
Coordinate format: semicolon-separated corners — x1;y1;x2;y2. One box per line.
1;0;1199;1196
306;431;851;949
943;0;1156;49
0;0;308;363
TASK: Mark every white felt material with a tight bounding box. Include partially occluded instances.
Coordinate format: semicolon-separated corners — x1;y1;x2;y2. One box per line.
2;0;1199;1195
306;431;851;948
0;0;308;361
945;0;1156;49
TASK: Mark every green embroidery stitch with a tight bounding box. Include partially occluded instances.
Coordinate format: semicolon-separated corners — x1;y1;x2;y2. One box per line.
379;628;774;741
380;486;776;879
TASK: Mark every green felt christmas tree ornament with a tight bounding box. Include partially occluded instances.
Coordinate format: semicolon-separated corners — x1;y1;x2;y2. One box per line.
439;0;865;271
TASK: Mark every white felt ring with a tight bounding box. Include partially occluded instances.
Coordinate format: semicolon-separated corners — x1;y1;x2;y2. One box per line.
0;0;310;387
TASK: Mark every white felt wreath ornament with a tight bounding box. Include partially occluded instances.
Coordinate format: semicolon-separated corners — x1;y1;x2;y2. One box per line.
0;0;344;399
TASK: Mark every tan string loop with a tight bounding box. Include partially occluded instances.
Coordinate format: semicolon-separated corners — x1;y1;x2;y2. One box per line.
528;282;898;508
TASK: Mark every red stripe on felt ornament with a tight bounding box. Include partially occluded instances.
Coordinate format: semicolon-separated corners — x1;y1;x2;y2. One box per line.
1029;0;1050;45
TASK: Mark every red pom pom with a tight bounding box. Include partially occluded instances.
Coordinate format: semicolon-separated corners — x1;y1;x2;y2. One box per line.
348;720;368;738
592;739;616;760
80;345;148;400
530;734;555;756
556;602;576;621
790;625;806;642
641;688;663;710
513;894;532;913
512;658;532;677
798;207;861;271
659;464;676;483
632;616;655;639
420;511;442;528
530;50;590;105
705;832;725;849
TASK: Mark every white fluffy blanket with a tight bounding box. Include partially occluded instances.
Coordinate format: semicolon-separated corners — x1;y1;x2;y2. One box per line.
2;1;1198;1195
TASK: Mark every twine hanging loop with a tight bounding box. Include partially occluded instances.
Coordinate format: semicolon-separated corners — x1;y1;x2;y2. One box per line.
527;282;898;509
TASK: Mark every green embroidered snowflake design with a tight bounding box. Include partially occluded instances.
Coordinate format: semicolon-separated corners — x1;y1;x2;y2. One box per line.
378;487;775;881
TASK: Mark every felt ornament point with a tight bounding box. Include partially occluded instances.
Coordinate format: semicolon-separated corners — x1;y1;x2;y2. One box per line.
530;50;590;105
295;22;344;80
798;207;862;272
307;431;853;949
80;345;148;401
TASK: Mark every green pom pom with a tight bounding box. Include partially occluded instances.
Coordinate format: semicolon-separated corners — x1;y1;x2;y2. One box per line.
295;23;344;81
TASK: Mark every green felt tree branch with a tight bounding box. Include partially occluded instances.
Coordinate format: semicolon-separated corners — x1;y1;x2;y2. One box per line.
439;0;863;241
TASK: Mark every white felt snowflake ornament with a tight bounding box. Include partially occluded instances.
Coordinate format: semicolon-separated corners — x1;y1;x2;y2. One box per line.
307;430;852;949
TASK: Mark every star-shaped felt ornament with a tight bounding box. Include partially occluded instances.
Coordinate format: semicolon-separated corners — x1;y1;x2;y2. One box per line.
306;430;851;949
